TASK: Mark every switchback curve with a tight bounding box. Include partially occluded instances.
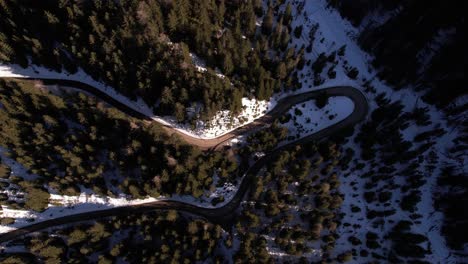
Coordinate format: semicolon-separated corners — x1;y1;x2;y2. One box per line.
0;78;368;244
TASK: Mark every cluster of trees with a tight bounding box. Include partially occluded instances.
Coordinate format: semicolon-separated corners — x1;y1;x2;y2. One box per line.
242;121;288;155
234;232;271;263
237;140;350;262
0;79;238;207
0;159;10;178
0;211;228;263
355;97;440;165
1;154;51;212
387;221;429;261
0;0;304;122
349;92;465;259
310;47;346;86
433;113;468;251
329;0;465;109
435;165;468;250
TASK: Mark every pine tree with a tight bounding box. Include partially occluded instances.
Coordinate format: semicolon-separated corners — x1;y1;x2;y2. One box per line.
195;1;211;50
187;221;199;235
276;62;287;80
174;102;185;122
179;88;188;102
166;210;178;222
262;6;274;34
167;8;178;33
280;28;290;50
257;78;266;100
161;87;173;106
0;36;13;61
338;45;346;56
244;2;257;37
217;0;226;26
272;16;283;48
44;10;60;25
222;52;234;75
178;0;190;27
68;228;87;245
140;1;164;37
0;0;10;14
294;25;303;38
230;89;243;114
88;222;110;242
284;3;293;26
253;0;263;16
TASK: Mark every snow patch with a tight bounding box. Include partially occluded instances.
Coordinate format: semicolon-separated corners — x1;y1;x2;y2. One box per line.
282;96;354;138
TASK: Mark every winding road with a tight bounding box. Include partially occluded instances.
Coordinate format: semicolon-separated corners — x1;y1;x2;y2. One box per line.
0;78;368;244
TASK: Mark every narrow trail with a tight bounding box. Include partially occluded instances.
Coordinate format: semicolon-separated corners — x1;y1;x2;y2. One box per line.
0;77;368;244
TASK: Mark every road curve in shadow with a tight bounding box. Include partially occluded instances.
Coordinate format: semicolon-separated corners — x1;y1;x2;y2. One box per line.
0;78;368;244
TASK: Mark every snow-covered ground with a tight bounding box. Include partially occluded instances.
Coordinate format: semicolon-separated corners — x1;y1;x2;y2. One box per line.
0;194;159;234
282;0;460;262
281;96;354;139
263;234;323;260
193;97;274;138
0;184;239;235
190;53;226;79
0;187;243;235
206;172;238;203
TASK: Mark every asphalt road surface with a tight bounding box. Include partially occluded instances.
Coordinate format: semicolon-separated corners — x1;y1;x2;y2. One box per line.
0;77;368;244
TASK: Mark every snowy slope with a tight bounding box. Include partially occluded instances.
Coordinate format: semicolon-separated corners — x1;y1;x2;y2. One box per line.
284;0;459;262
281;96;354;140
